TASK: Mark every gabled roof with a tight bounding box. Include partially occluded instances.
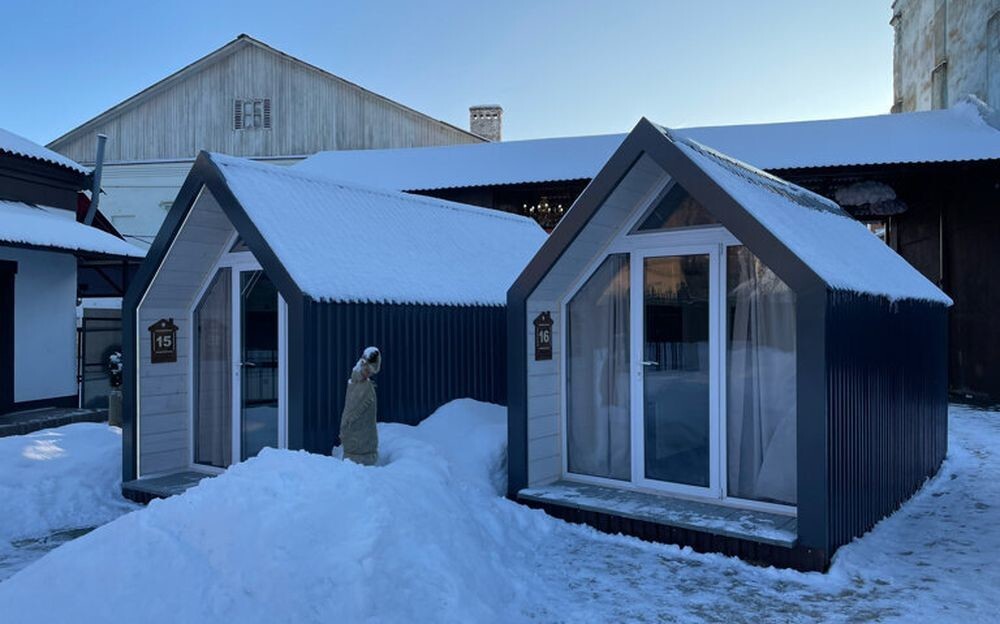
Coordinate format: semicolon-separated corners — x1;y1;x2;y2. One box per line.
0;127;89;175
164;152;547;306
295;101;1000;191
510;118;952;307
47;34;481;151
0;200;144;258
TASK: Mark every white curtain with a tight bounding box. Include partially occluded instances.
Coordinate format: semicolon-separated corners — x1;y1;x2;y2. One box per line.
195;268;232;468
567;254;631;480
726;247;797;505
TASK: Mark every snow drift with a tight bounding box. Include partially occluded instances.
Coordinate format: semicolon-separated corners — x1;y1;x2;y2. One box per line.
0;423;134;553
0;401;554;623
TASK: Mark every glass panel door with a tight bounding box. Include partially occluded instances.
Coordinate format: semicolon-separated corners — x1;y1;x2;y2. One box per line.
194;268;232;468
640;253;714;489
239;270;279;461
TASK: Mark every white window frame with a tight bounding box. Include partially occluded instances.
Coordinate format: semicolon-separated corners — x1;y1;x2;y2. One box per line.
186;233;288;474
557;183;796;516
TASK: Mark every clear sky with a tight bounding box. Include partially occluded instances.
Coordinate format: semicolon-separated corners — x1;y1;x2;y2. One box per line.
0;0;895;145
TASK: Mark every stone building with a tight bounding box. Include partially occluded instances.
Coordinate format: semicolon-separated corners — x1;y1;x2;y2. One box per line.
891;0;1000;112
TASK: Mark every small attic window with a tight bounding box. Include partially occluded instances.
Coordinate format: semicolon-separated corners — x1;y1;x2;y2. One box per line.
234;98;272;130
633;182;719;232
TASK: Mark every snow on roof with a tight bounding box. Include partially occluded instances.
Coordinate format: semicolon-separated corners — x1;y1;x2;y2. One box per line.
0;127;89;175
209;153;548;306
293;102;1000;191
661;127;952;305
0;200;145;258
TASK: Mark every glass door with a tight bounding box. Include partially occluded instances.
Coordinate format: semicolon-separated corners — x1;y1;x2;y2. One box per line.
238;270;279;461
633;248;719;495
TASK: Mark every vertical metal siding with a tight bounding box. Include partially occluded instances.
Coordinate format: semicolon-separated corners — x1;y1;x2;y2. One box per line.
297;300;507;454
825;291;949;551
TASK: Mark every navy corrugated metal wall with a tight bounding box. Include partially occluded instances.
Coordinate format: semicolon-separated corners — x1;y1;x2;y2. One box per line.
297;301;506;454
825;291;949;551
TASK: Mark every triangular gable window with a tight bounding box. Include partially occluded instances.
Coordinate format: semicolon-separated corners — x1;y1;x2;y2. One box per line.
634;181;719;232
230;237;250;253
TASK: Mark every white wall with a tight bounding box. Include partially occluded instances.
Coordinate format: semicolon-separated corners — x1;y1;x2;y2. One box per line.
0;246;78;403
99;158;300;246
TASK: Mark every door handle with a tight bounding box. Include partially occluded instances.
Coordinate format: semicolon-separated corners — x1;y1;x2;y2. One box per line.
641;361;659;366
241;361;257;367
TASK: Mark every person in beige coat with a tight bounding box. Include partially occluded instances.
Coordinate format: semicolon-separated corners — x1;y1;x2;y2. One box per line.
338;347;381;465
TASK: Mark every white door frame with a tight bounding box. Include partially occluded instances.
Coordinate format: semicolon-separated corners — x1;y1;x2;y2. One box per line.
630;243;721;499
187;243;288;473
558;224;796;516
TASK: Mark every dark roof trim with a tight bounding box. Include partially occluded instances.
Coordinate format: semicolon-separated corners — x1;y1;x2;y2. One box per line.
48;35;482;150
508;118;828;309
124;151;305;317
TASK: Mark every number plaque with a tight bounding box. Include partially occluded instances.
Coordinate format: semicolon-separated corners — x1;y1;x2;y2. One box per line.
148;318;178;364
533;311;553;361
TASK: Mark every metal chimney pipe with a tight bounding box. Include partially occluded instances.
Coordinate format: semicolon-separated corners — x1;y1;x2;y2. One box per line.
83;133;107;225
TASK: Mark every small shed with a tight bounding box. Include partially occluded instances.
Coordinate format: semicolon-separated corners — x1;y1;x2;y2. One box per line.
122;152;546;500
507;119;952;571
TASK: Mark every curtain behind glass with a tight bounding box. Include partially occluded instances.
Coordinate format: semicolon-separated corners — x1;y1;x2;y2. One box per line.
566;254;631;480
726;247;796;505
195;268;232;468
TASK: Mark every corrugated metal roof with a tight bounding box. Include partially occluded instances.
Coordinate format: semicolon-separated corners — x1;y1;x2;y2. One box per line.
0;127;89;175
210;153;548;306
294;102;1000;191
0;200;145;257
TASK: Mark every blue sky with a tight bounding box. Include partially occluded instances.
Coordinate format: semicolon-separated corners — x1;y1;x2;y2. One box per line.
0;1;894;144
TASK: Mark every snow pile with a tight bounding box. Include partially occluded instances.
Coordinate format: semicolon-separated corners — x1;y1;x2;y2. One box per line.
0;424;135;555
0;200;145;258
210;153;548;306
0;401;552;622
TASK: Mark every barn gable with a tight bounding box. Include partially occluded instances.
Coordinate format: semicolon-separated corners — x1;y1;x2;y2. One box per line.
48;35;481;164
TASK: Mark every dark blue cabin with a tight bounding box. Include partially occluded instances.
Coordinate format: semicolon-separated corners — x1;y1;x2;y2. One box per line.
506;119;951;572
121;151;545;501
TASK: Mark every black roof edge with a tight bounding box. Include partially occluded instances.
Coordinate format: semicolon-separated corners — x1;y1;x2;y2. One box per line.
123;151;305;315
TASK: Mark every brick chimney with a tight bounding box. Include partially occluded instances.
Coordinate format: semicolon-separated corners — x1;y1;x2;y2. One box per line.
470;105;502;141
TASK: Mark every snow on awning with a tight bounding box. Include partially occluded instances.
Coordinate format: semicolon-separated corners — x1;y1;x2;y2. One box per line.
662;127;952;305
209;153;548;306
0;200;145;258
0;127;89;175
293;102;1000;191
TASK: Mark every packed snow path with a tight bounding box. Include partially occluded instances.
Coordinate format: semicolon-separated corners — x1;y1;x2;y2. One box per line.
0;403;997;622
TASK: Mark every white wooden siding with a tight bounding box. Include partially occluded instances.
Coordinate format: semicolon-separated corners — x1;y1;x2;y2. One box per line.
51;41;479;164
523;155;669;487
136;189;235;477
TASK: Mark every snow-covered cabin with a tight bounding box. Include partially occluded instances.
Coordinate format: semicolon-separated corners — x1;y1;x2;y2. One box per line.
121;152;546;501
0;128;142;416
506;119;952;572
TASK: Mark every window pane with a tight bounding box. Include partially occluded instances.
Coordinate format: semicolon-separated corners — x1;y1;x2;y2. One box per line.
566;254;631;480
194;268;232;468
726;246;797;505
243;101;255;128
642;254;711;486
636;182;719;232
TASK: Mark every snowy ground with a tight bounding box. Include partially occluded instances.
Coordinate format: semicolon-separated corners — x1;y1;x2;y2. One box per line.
0;402;997;622
0;423;137;581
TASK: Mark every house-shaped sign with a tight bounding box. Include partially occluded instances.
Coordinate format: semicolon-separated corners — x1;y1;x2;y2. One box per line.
148;318;178;364
533;311;553;361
